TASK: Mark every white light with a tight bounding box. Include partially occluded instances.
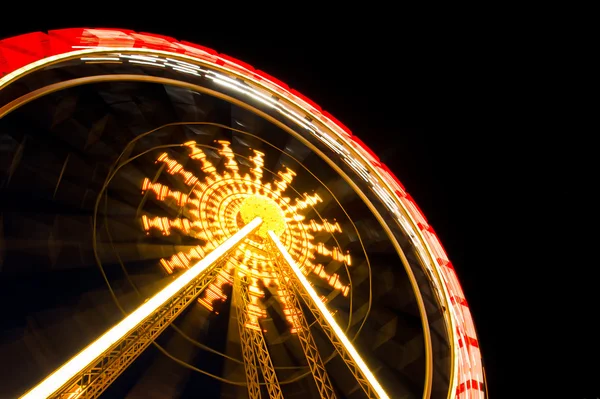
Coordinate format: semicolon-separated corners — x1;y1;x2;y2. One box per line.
80;57;121;61
128;60;165;67
208;76;276;109
166;57;208;72
20;217;262;399
205;73;315;134
171;66;200;76
276;105;317;134
268;231;390;399
121;54;159;62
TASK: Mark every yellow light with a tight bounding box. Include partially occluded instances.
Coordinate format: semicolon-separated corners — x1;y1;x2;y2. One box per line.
141;141;350;328
19;217;263;399
268;230;390;399
239;195;286;238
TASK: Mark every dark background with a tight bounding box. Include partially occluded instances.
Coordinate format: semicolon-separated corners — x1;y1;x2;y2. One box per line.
0;13;513;398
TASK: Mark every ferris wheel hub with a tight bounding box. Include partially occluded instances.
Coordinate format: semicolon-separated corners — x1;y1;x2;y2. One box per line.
239;195;286;238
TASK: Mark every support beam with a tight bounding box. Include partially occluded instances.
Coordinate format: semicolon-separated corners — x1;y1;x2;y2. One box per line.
233;271;262;399
233;270;283;399
20;217;263;399
267;231;390;399
269;251;337;399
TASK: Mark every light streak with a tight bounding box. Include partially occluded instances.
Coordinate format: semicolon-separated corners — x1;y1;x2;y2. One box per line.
268;231;389;399
0;28;485;396
128;60;165;67
19;217;262;399
80;57;120;61
141;140;352;332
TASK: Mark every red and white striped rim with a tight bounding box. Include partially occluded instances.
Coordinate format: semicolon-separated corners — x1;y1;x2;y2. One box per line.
0;28;485;399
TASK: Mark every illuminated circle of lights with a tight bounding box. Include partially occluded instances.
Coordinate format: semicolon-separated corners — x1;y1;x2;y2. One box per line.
141;139;351;331
239;195;286;238
0;28;487;399
92;123;364;386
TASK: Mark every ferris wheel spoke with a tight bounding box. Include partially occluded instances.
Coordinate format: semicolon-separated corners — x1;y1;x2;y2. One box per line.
19;217;263;399
267;231;390;399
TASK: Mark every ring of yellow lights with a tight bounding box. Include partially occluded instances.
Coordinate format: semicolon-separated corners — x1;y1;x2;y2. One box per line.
189;172;310;267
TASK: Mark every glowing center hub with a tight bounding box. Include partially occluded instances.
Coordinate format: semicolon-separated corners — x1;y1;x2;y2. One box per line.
239;195;286;238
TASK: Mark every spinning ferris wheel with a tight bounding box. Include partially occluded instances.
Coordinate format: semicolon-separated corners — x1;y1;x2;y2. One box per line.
0;28;485;399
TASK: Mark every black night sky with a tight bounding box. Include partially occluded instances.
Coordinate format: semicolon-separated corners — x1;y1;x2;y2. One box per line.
0;13;552;399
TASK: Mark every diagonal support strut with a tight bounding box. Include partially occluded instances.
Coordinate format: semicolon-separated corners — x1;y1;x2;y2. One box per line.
20;217;263;399
267;230;390;399
268;247;337;399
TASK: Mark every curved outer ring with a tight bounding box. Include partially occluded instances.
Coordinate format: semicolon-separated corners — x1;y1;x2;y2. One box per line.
0;28;484;399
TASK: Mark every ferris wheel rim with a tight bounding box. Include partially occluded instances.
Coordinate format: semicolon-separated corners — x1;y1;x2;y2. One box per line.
0;28;485;399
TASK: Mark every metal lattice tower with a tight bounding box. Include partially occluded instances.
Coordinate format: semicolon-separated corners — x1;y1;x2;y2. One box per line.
19;218;389;399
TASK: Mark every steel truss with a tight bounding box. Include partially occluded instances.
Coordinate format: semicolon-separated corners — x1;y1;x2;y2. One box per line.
233;268;262;399
21;217;389;399
55;258;228;399
233;269;284;399
269;250;337;399
267;232;389;399
21;217;263;399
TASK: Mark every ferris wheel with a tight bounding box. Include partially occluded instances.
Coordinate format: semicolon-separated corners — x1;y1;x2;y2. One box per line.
0;28;485;399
